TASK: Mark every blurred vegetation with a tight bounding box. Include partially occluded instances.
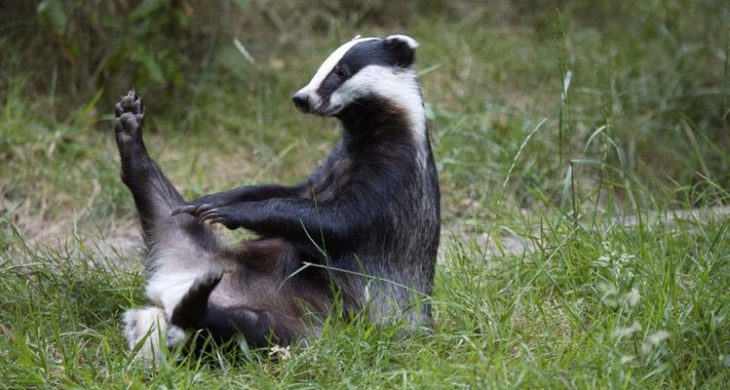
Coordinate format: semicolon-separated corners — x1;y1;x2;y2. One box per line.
0;0;728;218
2;0;436;111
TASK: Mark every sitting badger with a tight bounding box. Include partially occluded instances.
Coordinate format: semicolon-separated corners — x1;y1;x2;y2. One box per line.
116;34;440;359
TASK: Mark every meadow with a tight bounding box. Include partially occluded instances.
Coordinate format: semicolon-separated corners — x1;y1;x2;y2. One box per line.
1;1;729;388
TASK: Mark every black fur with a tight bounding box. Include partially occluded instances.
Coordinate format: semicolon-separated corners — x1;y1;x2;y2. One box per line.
315;39;416;102
116;36;439;352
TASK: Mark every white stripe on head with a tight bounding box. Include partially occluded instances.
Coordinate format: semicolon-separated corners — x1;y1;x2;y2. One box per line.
302;37;380;93
384;34;419;49
329;64;427;148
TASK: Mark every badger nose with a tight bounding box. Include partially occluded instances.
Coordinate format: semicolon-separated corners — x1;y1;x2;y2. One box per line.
292;92;310;112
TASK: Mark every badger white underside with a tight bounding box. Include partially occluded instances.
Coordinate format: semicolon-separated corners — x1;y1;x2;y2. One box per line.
122;306;187;362
123;229;222;361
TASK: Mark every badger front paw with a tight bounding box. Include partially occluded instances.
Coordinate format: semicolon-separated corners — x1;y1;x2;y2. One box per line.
171;191;237;218
200;204;244;230
173;203;243;230
114;91;145;145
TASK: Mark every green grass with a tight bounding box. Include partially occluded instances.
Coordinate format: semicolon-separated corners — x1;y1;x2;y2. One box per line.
2;208;729;387
1;1;730;388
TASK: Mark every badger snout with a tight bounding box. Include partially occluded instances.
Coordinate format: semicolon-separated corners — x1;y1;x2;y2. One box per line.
292;92;311;113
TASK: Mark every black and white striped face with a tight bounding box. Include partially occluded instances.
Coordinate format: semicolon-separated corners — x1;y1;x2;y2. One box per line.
292;35;420;118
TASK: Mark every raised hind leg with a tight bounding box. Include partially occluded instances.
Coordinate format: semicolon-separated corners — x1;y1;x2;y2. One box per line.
114;91;222;359
114;92;328;356
113;91;212;250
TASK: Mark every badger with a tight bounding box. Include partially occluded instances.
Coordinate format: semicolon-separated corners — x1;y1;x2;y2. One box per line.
116;34;440;359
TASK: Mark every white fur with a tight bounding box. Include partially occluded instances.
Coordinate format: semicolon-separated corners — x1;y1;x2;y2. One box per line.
122;306;188;362
145;241;219;318
294;36;427;152
145;268;208;318
121;221;221;359
385;34;419;49
296;37;379;108
329;64;427;144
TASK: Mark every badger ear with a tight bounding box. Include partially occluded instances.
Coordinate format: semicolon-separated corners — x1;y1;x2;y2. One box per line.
384;34;419;67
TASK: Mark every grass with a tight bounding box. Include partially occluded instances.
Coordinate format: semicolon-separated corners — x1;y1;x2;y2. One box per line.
2;211;728;387
1;1;730;388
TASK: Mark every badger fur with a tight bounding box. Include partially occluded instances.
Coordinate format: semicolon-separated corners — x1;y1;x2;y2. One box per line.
116;34;440;360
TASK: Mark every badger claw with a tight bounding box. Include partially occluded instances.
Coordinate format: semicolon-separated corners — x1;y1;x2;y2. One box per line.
171;203;213;217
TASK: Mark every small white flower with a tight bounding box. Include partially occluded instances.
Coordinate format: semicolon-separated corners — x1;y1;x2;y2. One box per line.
623;287;640;307
619;252;635;263
612;321;641;338
641;330;670;354
598;282;619;307
647;330;670;345
620;355;635;364
601;241;612;253
598;282;617;294
269;345;291;360
595;255;611;267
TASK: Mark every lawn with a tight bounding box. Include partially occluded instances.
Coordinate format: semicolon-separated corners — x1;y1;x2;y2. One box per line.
1;1;729;388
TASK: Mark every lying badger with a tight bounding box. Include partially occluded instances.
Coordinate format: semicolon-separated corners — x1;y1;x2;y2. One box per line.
116;34;440;359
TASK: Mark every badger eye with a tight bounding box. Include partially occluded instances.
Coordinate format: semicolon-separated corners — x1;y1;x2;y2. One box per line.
334;65;348;79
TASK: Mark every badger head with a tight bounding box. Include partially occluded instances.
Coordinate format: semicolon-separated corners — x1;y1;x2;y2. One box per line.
292;34;423;128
